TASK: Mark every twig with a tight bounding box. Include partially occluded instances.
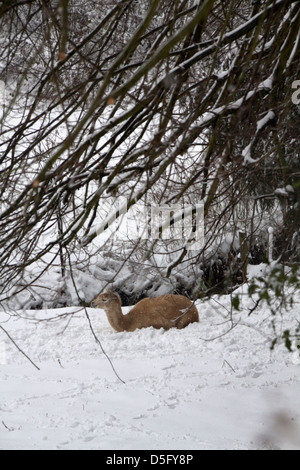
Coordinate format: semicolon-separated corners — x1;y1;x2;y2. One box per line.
210;296;232;316
57;358;64;368
84;307;125;384
58;312;74;335
0;325;40;371
222;359;236;373
65;248;125;384
248;297;262;316
2;420;14;432
200;318;240;342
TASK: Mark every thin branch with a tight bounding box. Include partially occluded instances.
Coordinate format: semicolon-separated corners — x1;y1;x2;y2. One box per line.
0;325;40;371
84;307;126;385
222;359;236;373
248;297;262;316
65;248;125;384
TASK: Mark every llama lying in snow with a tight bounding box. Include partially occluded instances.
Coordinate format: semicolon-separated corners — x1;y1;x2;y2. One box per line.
92;289;199;332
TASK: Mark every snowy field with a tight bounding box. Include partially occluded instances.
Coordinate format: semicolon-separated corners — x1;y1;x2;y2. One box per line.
0;285;300;450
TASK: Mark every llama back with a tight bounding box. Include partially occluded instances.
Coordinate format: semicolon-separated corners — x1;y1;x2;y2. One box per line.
93;289;198;332
127;294;198;330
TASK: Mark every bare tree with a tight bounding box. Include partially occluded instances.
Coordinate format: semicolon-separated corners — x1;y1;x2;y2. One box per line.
0;0;299;311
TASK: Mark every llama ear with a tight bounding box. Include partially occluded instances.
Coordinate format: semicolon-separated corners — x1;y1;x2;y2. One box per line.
105;287;114;296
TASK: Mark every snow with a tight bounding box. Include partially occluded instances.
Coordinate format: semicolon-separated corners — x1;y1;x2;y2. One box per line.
256;110;275;131
0;80;5;105
242;109;276;164
0;285;299;450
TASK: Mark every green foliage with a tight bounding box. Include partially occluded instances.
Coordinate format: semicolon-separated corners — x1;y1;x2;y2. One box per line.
232;264;300;352
232;295;240;311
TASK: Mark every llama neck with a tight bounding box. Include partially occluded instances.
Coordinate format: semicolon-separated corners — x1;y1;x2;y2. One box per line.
104;300;127;332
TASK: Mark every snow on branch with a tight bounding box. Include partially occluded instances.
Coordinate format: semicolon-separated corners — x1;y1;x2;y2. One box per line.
242;110;276;164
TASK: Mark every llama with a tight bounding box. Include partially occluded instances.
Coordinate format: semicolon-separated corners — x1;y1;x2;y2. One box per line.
92;289;199;332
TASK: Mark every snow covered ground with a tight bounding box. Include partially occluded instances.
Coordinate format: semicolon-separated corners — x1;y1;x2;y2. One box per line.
0;286;299;450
